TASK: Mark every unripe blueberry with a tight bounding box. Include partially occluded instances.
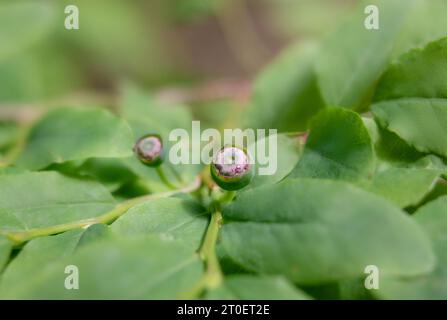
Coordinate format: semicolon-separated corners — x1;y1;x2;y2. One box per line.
210;146;254;191
133;134;164;167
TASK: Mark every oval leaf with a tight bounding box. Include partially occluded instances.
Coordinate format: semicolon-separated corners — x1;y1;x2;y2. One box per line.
220;179;435;285
16;107;134;170
372;38;447;157
0;171;115;238
376;196;447;299
0;236;203;299
289;108;374;181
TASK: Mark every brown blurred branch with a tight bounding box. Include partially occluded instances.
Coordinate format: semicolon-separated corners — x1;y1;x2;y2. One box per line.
0;106;42;124
0;92;116;124
0;79;251;124
155;78;251;105
215;0;270;73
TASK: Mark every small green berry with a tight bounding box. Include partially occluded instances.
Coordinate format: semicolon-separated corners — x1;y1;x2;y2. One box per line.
133;134;164;167
210;146;254;191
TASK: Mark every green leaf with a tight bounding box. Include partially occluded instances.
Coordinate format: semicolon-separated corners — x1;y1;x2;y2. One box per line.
16;107;134;170
0;236;203;299
374;38;447;102
205;275;311;300
0;225;112;294
355;121;446;208
376;196;447;299
0;2;55;63
0;236;12;272
0;229;86;295
220;179;434;285
245;134;302;190
372;38;447;157
243;42;325;132
316;0;414;110
41;159;136;194
287;111;442;208
359;166;442;208
289;108;374;181
111;198;208;250
0;171;115;235
373;99;447;158
373;125;425;165
77;158;136;192
417;180;447;209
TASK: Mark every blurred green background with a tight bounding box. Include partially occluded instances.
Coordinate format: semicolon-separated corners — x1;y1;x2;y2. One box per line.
0;0;354;122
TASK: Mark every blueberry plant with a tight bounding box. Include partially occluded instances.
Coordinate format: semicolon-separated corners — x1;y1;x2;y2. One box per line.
0;0;447;300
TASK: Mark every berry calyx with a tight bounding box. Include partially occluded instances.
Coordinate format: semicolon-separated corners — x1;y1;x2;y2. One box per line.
210;146;254;191
133;134;164;167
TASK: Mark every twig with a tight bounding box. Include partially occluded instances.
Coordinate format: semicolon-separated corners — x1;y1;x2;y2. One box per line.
2;176;202;245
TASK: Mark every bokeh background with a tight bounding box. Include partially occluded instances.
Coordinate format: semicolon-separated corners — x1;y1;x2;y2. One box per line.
0;0;355;130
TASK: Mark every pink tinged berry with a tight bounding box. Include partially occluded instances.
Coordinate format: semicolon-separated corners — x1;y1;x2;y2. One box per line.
211;146;255;191
134;134;164;167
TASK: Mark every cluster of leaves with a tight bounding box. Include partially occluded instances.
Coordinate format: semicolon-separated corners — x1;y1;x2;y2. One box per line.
0;0;447;299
